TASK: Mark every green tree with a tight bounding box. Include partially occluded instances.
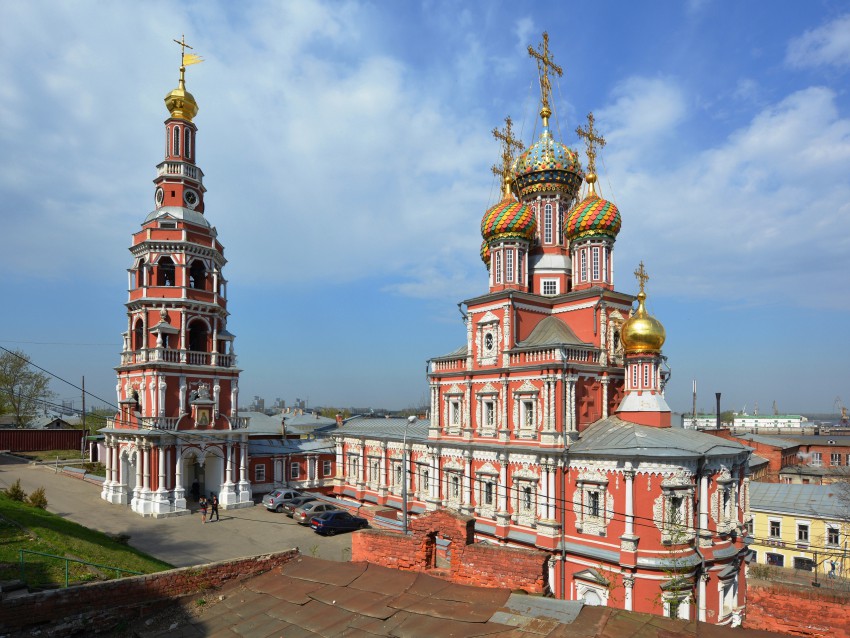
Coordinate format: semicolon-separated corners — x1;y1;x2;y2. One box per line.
0;349;55;427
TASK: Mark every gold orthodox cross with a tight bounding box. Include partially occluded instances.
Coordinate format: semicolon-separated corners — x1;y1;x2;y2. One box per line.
527;32;563;112
634;261;649;293
576;112;606;175
173;35;194;65
491;116;524;183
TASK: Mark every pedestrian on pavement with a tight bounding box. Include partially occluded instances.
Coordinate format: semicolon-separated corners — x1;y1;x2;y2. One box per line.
210;492;219;522
199;495;208;523
829;560;837;579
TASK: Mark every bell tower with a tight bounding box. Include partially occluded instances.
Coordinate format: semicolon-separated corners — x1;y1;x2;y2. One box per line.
105;40;252;516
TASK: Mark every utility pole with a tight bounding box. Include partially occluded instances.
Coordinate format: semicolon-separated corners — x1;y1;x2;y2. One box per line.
81;376;87;458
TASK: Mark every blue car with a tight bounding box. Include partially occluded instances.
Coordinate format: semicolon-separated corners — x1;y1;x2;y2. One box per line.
309;510;369;536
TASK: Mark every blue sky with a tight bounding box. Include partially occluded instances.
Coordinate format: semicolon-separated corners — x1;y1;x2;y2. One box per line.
1;1;849;416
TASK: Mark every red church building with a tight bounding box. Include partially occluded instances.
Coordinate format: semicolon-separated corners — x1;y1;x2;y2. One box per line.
333;34;751;624
100;47;253;515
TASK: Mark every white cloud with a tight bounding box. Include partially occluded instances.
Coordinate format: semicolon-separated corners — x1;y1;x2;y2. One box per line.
786;13;850;69
607;86;850;310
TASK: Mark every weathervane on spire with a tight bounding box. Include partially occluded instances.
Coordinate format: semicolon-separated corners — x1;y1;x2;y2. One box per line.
576;112;606;177
634;261;649;294
172;35;203;84
491;116;524;188
527;32;563;114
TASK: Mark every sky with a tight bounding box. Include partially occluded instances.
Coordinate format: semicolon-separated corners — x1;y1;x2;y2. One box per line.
1;0;849;417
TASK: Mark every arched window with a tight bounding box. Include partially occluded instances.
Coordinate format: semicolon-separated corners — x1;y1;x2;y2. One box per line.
422;469;430;491
172;125;181;157
451;475;460;499
544;204;553;243
185;128;192;160
557;204;563;245
189;260;206;290
157;257;175;286
485;481;494;505
188;320;208;352
580;250;587;282
133;318;144;351
395;465;402;486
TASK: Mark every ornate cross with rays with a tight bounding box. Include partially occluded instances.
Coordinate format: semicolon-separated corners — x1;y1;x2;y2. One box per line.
634;261;650;293
527;32;563;112
576;112;606;176
491;116;525;184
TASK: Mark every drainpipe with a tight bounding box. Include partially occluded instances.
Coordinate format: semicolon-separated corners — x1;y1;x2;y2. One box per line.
694;454;708;623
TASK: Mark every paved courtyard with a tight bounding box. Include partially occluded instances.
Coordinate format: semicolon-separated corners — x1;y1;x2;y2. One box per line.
0;454;352;566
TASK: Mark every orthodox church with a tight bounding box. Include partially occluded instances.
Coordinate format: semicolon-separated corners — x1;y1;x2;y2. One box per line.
99;44;253;515
333;34;751;624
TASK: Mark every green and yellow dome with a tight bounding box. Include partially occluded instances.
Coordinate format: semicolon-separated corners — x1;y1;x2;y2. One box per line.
481;183;537;245
565;175;621;241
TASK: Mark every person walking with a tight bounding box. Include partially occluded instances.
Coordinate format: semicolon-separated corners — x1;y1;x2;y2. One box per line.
199;494;208;524
210;493;220;522
829;560;837;579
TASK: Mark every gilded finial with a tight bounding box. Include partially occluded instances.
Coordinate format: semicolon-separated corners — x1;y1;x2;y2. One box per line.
527;32;563;123
576;112;606;193
491;116;524;197
165;35;203;121
634;261;649;294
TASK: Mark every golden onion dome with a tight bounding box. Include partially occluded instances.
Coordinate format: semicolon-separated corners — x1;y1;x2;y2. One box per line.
164;69;198;121
620;290;666;354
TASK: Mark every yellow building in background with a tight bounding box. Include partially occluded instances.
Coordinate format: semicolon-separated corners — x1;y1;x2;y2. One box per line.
748;483;848;579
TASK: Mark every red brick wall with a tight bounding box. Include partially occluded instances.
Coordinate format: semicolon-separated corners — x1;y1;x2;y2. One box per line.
0;429;83;452
351;509;548;594
746;578;850;637
0;550;299;633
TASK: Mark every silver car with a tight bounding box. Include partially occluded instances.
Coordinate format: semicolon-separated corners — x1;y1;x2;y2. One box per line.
262;489;302;513
292;501;339;525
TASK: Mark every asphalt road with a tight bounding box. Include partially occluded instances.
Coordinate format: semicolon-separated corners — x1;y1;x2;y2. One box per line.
0;454;352;567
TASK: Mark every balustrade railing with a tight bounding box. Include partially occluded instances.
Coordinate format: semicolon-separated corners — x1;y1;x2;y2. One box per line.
157;161;201;182
121;348;237;368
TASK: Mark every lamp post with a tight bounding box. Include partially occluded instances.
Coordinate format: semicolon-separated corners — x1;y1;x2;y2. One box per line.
403;415;415;535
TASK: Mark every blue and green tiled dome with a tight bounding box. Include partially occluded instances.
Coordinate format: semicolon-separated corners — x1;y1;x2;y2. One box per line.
513;123;584;201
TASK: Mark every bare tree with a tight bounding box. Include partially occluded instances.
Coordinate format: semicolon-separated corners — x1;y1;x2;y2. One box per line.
0;349;54;427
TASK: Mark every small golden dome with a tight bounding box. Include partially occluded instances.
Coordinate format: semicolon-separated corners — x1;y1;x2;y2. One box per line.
164;70;198;121
620;291;666;353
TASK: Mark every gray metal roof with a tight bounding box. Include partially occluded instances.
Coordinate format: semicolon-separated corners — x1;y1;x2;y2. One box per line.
777;435;850;445
249;438;333;456
748;454;769;468
732;433;800;448
571;416;751;458
238;410;336;435
335;416;429;442
143;205;210;228
432;344;467;361
749;482;848;519
515;316;587;348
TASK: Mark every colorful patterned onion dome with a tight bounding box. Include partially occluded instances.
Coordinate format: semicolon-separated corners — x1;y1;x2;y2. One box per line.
621;291;666;354
513;120;584;201
480;239;491;265
481;192;537;244
565;177;622;241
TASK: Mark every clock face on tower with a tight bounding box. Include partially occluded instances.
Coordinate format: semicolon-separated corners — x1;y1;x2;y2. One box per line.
183;189;199;209
155;187;164;208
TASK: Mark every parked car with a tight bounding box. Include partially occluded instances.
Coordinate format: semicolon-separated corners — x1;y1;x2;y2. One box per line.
310;511;369;536
262;489;301;513
292;501;339;525
283;496;317;517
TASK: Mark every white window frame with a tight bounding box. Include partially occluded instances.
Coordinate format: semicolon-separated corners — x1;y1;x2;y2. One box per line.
290;463;300;480
495;251;502;284
768;518;781;539
322;460;332;477
506;249;514;283
544;203;553;243
592;247;600;280
185;127;192;160
827;524;840;547
580;249;587;282
517;250;523;283
173;125;181;156
542;279;558;296
254;464;266;482
796;521;810;544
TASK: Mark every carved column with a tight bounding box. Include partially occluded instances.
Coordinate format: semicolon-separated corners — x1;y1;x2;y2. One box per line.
497;453;510;526
623;575;634;611
463;450;472;514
